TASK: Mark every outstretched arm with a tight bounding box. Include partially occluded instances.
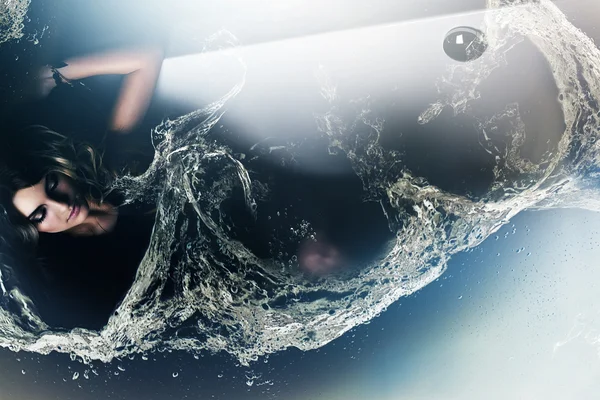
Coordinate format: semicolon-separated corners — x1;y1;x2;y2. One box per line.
51;48;164;133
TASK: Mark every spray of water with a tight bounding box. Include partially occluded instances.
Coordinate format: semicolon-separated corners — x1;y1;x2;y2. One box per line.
1;0;599;366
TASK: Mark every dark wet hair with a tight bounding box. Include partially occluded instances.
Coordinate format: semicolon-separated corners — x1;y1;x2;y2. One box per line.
0;125;116;245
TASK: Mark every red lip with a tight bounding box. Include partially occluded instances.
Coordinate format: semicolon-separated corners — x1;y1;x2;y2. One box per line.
68;204;80;222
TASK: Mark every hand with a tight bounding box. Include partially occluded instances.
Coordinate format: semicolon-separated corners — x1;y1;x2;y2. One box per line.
33;65;60;98
21;65;60;102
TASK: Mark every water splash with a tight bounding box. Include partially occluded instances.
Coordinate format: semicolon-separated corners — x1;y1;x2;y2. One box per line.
0;0;31;44
1;0;600;367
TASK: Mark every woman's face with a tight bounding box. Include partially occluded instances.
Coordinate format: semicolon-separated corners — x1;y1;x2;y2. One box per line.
12;172;90;233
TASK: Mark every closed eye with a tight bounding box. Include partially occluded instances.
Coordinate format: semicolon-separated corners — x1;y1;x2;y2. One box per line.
45;172;59;193
28;206;47;224
28;173;59;225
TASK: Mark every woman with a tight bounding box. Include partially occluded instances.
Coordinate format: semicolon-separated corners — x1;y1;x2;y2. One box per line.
0;125;158;329
2;125;122;241
4;47;163;236
0;48;163;328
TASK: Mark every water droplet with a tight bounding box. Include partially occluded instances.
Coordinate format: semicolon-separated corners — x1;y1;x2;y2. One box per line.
141;354;148;361
458;295;463;300
72;372;79;380
172;372;179;378
217;374;223;378
21;369;26;375
117;365;126;372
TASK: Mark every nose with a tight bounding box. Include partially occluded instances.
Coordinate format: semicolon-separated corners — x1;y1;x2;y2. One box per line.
47;198;71;221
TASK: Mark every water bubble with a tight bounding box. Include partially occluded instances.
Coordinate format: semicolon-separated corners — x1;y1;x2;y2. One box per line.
21;369;25;375
458;295;463;300
117;365;126;372
172;372;179;378
217;374;223;378
72;372;79;380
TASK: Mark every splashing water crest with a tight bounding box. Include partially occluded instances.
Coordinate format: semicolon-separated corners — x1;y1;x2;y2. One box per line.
1;0;600;366
0;0;31;44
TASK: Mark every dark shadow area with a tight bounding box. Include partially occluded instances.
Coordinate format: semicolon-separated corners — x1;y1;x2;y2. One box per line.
222;140;394;275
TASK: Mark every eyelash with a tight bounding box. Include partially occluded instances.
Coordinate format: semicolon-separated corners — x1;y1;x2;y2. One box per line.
31;174;59;225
